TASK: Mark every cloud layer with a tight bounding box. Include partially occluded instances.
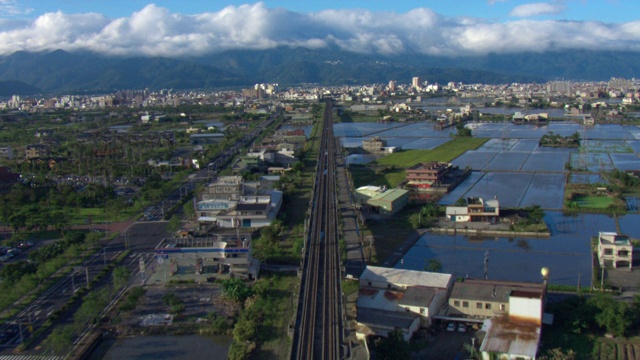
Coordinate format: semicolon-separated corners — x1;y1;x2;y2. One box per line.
0;2;638;57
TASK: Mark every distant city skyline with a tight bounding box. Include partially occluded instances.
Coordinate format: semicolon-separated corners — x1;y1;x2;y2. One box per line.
0;1;638;57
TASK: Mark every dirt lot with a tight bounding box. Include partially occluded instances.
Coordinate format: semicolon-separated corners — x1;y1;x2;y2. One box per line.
114;284;239;336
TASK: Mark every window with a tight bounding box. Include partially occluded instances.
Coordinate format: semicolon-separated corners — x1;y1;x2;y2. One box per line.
499;304;506;311
485;303;491;310
476;302;482;309
462;301;469;308
367;281;372;287
420;308;425;315
454;300;460;307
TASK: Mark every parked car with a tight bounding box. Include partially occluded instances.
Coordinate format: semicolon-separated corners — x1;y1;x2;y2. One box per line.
446;323;456;332
457;324;467;333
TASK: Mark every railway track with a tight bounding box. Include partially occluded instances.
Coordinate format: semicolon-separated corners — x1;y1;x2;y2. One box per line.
292;100;344;360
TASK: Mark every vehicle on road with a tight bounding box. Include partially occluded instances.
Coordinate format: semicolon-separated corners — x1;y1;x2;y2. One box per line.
457;324;466;333
446;323;456;332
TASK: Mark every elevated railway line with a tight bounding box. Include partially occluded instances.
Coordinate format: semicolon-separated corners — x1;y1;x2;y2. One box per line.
291;101;344;359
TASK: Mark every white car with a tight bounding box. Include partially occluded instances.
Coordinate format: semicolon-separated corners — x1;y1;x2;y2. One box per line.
446;323;456;332
457;324;467;333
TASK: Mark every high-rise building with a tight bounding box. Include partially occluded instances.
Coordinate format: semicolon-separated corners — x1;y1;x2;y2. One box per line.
388;80;396;91
412;77;422;89
546;81;572;95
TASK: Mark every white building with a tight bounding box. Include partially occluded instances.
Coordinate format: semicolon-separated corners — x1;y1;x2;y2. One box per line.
356;266;454;340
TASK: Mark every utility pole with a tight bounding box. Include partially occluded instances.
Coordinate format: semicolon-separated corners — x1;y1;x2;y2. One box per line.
484;250;489;280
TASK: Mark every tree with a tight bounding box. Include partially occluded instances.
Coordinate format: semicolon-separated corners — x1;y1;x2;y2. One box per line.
375;328;410;360
587;293;632;337
112;266;131;291
526;204;545;223
166;215;181;236
221;278;254;303
182;201;195;220
455;121;472;137
42;325;74;355
538;348;577;360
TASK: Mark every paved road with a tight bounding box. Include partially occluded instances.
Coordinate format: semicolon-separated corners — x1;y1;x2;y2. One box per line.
334;137;366;278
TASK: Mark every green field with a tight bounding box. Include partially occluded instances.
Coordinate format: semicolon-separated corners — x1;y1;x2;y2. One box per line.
350;166;406;188
336;111;378;123
574;195;614;209
376;137;489;168
71;206;139;224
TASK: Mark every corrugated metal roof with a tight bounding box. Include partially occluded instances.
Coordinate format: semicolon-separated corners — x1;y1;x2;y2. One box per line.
360;266;453;289
479;316;540;358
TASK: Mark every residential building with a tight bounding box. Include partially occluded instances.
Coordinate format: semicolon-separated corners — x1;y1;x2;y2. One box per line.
362;136;386;153
365;188;409;216
25;144;50;159
446;197;500;223
356;266;454;340
412;77;423;89
597;232;633;269
189;133;225;145
354;185;386;204
448;279;545;320
406;162;452;188
448;279;547;360
201;176;243;201
583;115;595;126
211;191;283;228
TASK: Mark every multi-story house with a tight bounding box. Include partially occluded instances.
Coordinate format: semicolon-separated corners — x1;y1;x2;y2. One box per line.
446;197;500;223
25;144;50;159
597;232;633;269
362;136;386;153
406;162;452;188
201;176;243;201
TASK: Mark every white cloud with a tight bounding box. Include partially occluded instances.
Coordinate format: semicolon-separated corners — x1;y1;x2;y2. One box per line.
0;2;637;57
509;2;564;17
0;0;32;16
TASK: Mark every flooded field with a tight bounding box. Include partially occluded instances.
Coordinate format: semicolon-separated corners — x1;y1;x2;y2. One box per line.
397;212;640;286
337;121;640;209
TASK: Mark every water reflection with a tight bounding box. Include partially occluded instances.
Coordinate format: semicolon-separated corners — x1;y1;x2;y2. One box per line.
398;212;639;285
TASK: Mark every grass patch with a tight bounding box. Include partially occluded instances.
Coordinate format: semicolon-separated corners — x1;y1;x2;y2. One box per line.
342;279;360;296
364;205;423;264
71;207;138;224
349;165;406;189
249;274;297;358
375;137;488;168
574;195;614;209
540;326;595;360
336;111;378;123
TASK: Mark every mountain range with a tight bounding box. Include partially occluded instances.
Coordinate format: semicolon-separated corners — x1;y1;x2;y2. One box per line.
0;47;638;95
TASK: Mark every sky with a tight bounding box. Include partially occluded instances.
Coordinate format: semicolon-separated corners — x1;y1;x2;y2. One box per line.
0;0;638;57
